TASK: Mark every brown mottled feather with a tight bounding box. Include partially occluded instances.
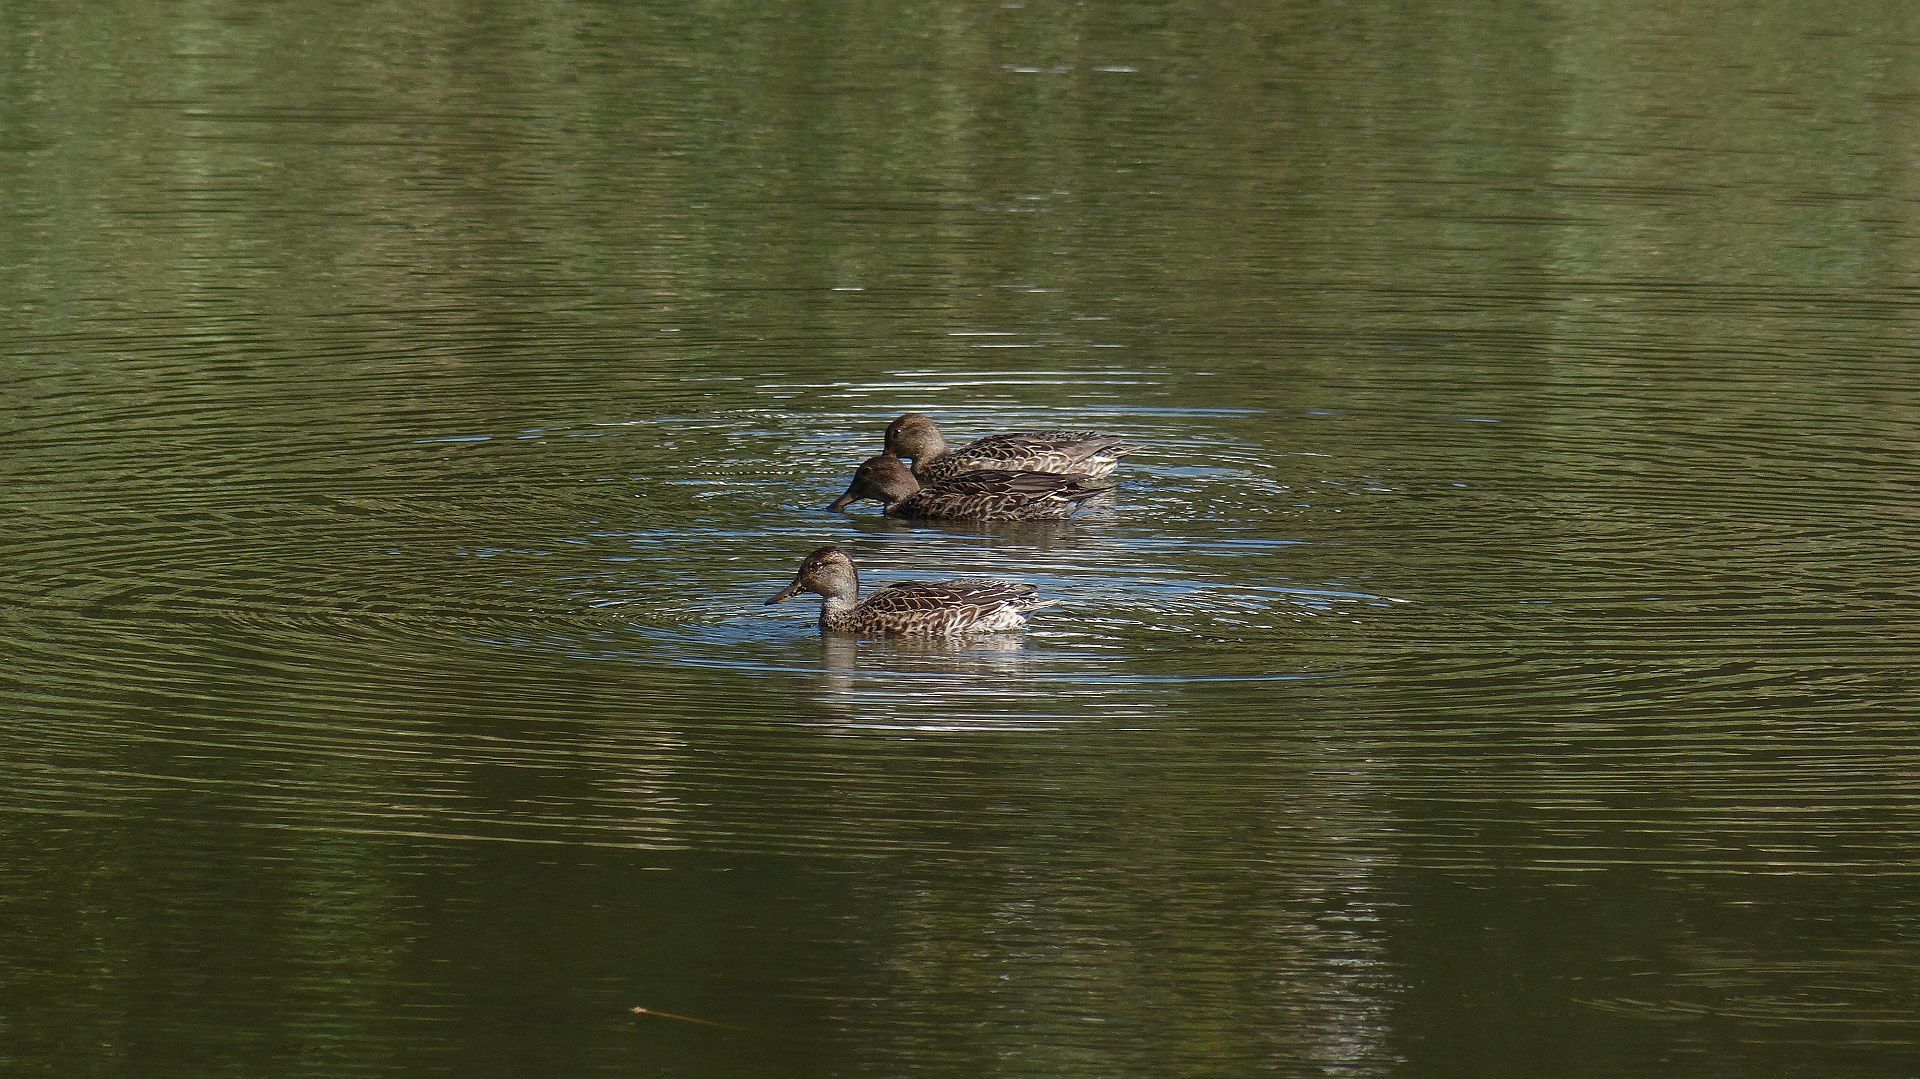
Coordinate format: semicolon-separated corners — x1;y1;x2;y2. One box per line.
885;414;1139;482
915;432;1138;482
842;580;1049;636
768;545;1052;637
891;468;1112;521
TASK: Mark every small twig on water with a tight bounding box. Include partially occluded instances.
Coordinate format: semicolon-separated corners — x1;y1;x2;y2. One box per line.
629;1004;756;1035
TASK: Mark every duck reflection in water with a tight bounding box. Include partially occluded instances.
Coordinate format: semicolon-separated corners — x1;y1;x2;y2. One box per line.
813;631;1038;719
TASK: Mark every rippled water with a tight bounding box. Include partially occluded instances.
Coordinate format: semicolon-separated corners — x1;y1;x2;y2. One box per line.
5;2;1920;1076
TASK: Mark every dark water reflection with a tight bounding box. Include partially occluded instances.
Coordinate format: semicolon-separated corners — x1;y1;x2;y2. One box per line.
5;1;1920;1076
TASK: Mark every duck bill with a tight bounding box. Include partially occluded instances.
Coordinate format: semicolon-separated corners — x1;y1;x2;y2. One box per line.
827;483;861;512
766;579;805;605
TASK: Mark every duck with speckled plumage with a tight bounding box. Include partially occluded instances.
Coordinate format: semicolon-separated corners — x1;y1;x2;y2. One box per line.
828;454;1111;521
767;545;1051;637
884;412;1138;483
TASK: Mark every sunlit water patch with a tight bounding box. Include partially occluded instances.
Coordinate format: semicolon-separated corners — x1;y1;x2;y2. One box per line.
453;399;1401;698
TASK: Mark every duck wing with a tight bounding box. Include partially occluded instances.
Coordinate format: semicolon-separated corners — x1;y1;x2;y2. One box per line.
852;579;1050;635
929;468;1110;499
952;431;1138;475
893;468;1112;520
874;579;1044;609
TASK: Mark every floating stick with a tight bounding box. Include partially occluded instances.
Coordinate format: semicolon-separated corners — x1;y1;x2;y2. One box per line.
628;1004;755;1034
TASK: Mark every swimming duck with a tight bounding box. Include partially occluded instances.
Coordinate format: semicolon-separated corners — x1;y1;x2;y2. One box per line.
828;454;1111;521
767;545;1049;636
885;412;1138;482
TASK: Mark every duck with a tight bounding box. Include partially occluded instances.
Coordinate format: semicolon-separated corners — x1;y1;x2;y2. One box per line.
884;412;1138;483
827;454;1111;521
767;545;1050;636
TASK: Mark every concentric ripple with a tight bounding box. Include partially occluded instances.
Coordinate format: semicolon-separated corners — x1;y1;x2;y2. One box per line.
7;3;1920;1072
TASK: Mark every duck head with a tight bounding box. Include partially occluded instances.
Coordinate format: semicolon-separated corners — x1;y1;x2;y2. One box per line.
883;412;949;464
828;454;921;512
767;545;860;606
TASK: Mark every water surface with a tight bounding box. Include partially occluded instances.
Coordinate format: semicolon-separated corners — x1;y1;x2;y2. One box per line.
4;2;1919;1076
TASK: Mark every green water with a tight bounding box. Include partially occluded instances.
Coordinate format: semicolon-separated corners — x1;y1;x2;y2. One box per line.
5;2;1918;1075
